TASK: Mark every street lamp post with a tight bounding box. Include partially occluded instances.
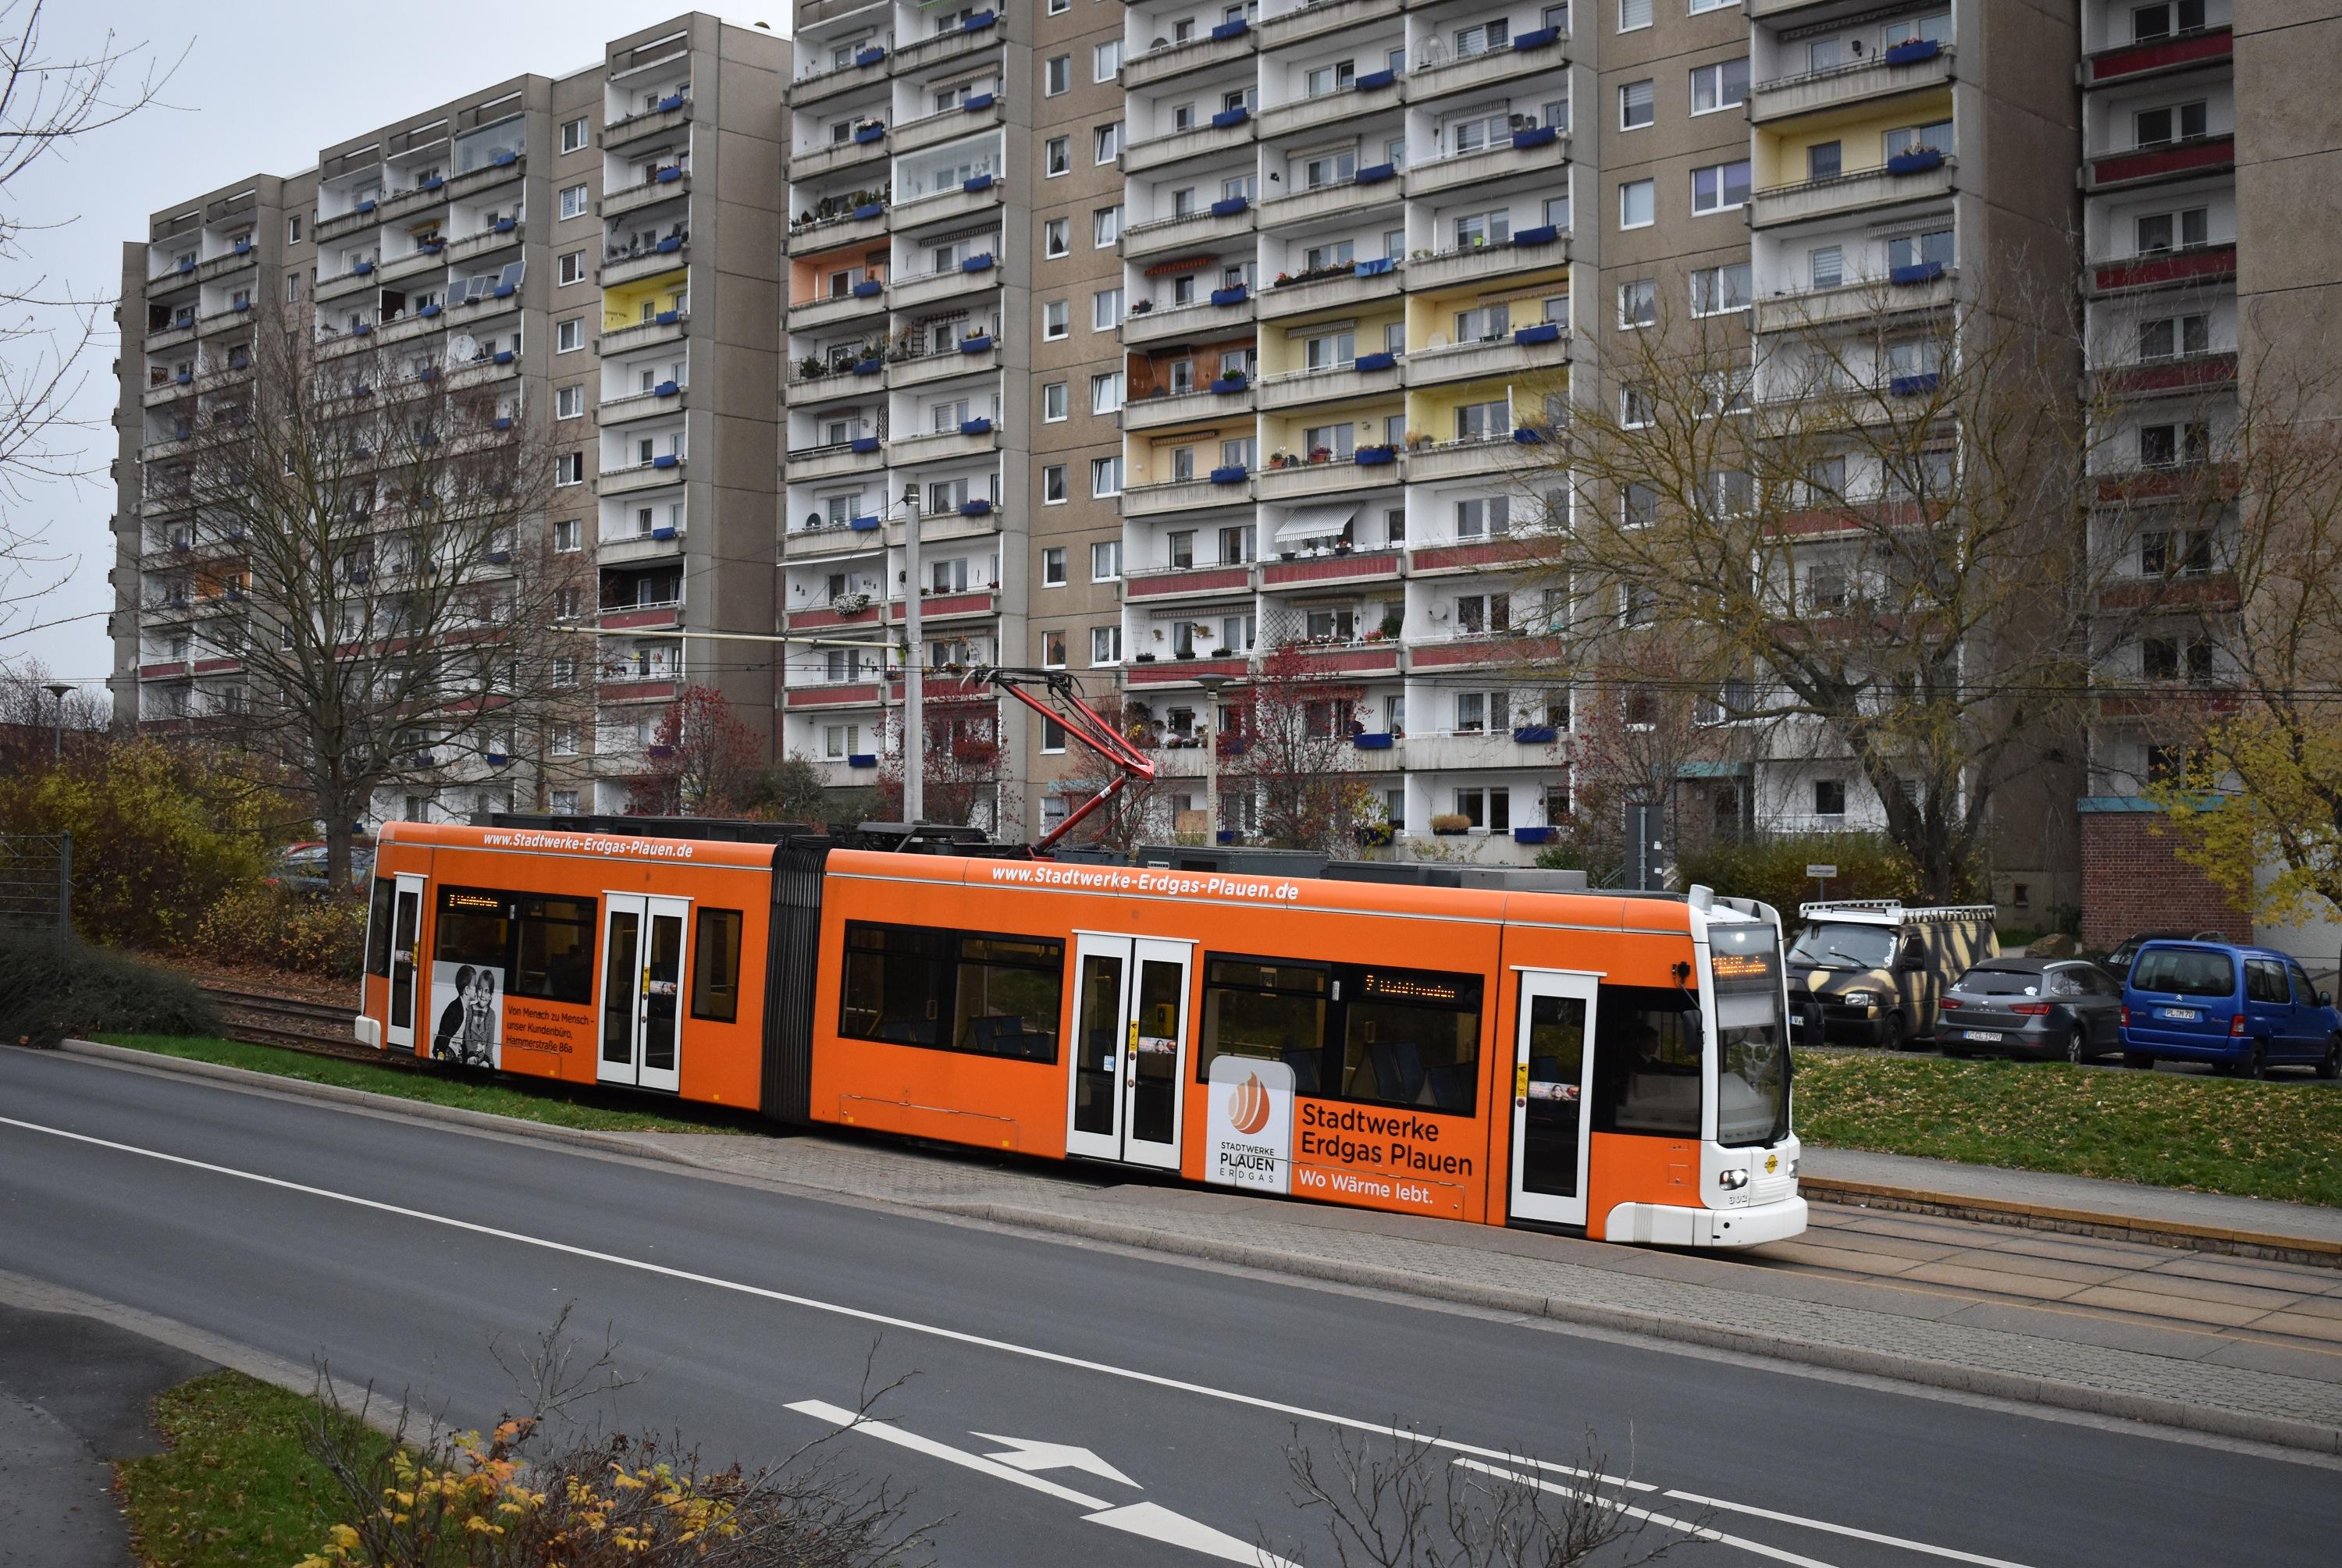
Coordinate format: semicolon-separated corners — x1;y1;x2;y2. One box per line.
895;486;924;824
44;683;71;759
1194;672;1228;847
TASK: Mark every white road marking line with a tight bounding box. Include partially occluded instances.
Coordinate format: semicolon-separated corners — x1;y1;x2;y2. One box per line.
786;1399;1109;1508
0;1112;2039;1568
972;1431;1141;1488
1084;1501;1301;1567
1660;1490;2041;1568
1458;1460;1842;1568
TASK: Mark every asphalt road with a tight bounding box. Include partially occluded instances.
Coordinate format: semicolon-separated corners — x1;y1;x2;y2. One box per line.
2;1047;2337;1568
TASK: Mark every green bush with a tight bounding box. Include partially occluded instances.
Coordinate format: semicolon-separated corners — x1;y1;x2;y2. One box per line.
1676;831;1919;917
0;929;219;1047
186;884;369;980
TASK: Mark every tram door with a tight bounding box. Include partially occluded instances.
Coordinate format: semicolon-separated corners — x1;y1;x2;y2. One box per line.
384;874;426;1052
1508;970;1600;1227
598;894;689;1093
1064;933;1194;1170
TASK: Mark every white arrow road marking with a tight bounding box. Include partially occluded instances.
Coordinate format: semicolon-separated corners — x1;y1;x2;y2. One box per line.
1457;1459;1843;1568
792;1401;1297;1566
972;1431;1140;1488
0;1108;2047;1568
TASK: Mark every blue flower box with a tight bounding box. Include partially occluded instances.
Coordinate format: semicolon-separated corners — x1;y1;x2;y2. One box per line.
963;10;996;31
421;175;443;191
1512;825;1554;844
355;198;377;214
652;379;680;397
1513;725;1557;744
962;172;995;192
1209;196;1249;218
1209;18;1248;39
847;753;878;769
963;92;995;112
492;415;511;429
1514;224;1560;246
960;252;996;272
1215;830;1237;845
853;123;885;144
1513;27;1561;50
850;436;881;453
852;204;888;225
855;46;886;66
1889;372;1941;396
176;256;196;272
353;322;373;336
849;514;881;531
1356;445;1397;466
1211;373;1248;393
1890;260;1946;285
353;260;375;276
173;372;194;385
1882;37;1941;66
491;282;514;297
959;334;993;353
1354;68;1396;90
1356;162;1397;184
1209;465;1248;484
655;235;683;253
657;164;686;182
1512;426;1544;443
1209;284;1248;305
490;148;518;167
418;302;441;317
493;349;514;364
851;357;884;375
492;217;517;233
1886;148;1945;175
1514;322;1561;346
485;752;510;766
233;238;251;254
419;239;444;254
657;92;685;112
1353;732;1395;750
655;308;680;325
959;417;994;436
652;452;680;468
1512;126;1559;151
651;524;678;540
1354;255;1393;276
852;278;884;297
232;299;251;312
1211;106;1250;129
1354;351;1397;372
959;498;993;517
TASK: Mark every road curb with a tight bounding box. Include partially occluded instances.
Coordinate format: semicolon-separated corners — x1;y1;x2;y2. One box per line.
925;1200;2342;1458
1799;1176;2342;1271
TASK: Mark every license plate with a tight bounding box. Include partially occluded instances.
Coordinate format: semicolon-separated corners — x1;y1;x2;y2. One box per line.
2155;1007;2200;1022
1964;1029;2002;1042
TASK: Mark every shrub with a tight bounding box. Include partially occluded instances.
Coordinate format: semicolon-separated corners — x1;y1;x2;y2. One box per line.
0;929;220;1047
1675;831;1919;917
1429;812;1472;834
187;884;369;980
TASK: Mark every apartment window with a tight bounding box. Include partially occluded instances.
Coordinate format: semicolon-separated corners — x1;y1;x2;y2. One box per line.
2142;635;2214;684
556;318;583;353
555;452;583;485
1094;39;1123;80
2137;313;2209;361
1690;59;1749;115
2136;207;2209;253
1095;123;1123;162
1091;626;1123;665
821;724;860;761
287;214;302;244
1688;0;1734;11
1618;278;1656;328
1091;538;1123;578
557;250;586;285
1045;55;1071;95
1885;119;1954;158
1691;262;1752;315
1622;482;1657;528
556;386;584;418
1091;205;1123;247
553;519;580;552
1691;160;1750;215
559;183;589;219
1888;227;1954;272
561;116;589;153
1092;287;1124;329
551;725;579;756
1813;780;1846;818
1039;629;1067;669
1452;788;1510;833
1618;80;1654;130
1043;299;1070;339
285;273;301;303
2141;527;2215;578
1621;385;1653;427
2139;420;2209;468
2135;101;2208;148
1456;497;1510;539
1619;0;1651;29
1809;245;1844;289
1043;546;1068;585
1091;372;1124;414
1808;140;1842;181
1618;179;1653;229
1043;464;1069;504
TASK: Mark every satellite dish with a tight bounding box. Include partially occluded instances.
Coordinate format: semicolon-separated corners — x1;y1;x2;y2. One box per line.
449;333;479;361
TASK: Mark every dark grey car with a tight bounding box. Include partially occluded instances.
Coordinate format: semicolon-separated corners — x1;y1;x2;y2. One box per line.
1938;958;2124;1063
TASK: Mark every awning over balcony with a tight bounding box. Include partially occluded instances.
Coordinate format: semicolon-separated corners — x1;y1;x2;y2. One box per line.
1144;254;1217;276
1272;503;1355;546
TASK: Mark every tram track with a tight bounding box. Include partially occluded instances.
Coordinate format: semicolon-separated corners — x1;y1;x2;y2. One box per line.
193;981;419;1071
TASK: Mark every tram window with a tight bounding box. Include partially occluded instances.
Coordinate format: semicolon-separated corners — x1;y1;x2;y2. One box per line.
690;908;743;1022
839;921;1065;1062
514;895;596;1005
1198;956;1329;1093
1590;985;1702;1138
1340;969;1482;1115
435;886;511;965
366;876;396;977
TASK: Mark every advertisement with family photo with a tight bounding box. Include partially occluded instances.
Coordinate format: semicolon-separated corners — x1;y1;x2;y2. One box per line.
430;960;504;1068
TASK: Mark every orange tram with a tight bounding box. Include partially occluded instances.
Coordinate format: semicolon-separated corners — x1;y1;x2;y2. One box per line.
357;820;1804;1246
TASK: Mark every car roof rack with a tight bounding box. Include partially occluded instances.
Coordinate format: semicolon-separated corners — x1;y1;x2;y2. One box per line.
1799;900;1999;922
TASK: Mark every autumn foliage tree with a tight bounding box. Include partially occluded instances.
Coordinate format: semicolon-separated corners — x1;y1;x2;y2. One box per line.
872;689;1017;831
628;684;760;816
1222;643;1374;852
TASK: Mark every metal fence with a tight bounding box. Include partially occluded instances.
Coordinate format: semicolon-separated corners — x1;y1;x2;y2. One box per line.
0;833;71;932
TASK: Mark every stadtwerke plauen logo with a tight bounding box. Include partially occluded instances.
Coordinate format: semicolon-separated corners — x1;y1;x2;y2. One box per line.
1226;1072;1272;1136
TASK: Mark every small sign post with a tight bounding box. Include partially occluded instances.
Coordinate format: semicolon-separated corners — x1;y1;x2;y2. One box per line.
1806;862;1837;902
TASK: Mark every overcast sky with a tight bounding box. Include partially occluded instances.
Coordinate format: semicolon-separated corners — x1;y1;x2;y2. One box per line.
6;2;787;699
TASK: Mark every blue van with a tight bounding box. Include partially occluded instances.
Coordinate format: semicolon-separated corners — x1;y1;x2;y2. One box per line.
2120;940;2342;1078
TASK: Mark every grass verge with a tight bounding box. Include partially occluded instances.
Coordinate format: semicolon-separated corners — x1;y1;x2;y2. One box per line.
1794;1050;2342;1207
94;1033;755;1136
117;1369;380;1568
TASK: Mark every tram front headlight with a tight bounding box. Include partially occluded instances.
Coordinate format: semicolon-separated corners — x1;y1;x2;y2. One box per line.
1717;1168;1749;1191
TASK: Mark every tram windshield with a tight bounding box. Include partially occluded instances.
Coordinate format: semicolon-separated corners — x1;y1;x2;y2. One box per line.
1709;922;1790;1147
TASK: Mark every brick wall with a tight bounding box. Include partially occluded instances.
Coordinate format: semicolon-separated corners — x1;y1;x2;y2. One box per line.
2079;808;2251;949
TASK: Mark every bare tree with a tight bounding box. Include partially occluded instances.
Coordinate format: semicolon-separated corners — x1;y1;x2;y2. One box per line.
176;313;586;886
1041;688;1173;850
1222;642;1375;852
0;2;183;635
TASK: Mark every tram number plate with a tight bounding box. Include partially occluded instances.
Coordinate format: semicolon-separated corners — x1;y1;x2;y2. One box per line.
1963;1029;2002;1043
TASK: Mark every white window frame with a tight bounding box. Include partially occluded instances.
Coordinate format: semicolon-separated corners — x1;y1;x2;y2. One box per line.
1618;79;1653;130
1045;55;1071;96
1619;178;1654;229
561;116;589;153
1043;299;1070;340
557;250;586;286
555;385;584;418
559;183;589;220
1043;380;1069;421
556;318;584;353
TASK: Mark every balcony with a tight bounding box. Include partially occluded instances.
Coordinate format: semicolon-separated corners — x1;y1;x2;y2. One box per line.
788;204;888;256
141;377;194;408
1257;452;1401;501
2086;243;2237;298
895;94;1003;156
313;205;380;245
376;183;450;226
2084;134;2234;193
1404;329;1568;388
1408;535;1536;574
1124;25;1258;92
1121;203;1255;264
1122;383;1252;432
1404;432;1527;482
1404;231;1570;291
1260;546;1402;590
886;421;999;467
1123;564;1258;602
600;599;684;631
599;382;689;425
1123;474;1255;517
376;249;443;286
599;456;689;496
604;94;693;153
601;239;689;287
2085;25;2232;86
785;436;886;481
789;50;891;110
315;266;379;304
1256;172;1402;229
892;336;998;388
889;176;1004;236
893;256;998;310
1123;291;1255;346
786;359;887;406
888;11;1004;75
788;283;890;330
1257;261;1402;321
784;680;884;712
1259;0;1401;52
1406;34;1571;106
1123;118;1258;177
1751;45;1956;124
890;588;999;628
444;154;525;207
1257;87;1397;144
603;169;693;222
446;221;524;266
376;309;445;347
1408;631;1536;674
1753;268;1958;332
195;245;258;285
784;520;887;559
2093;350;2239;400
598;526;688;564
1255;358;1402;411
599;310;690;355
143;318;198;354
1749;155;1957;229
1126;654;1249;689
1405;130;1571;199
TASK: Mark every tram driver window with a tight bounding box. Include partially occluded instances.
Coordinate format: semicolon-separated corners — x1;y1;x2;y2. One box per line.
1590;985;1702;1138
839;921;1064;1062
690;908;742;1022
